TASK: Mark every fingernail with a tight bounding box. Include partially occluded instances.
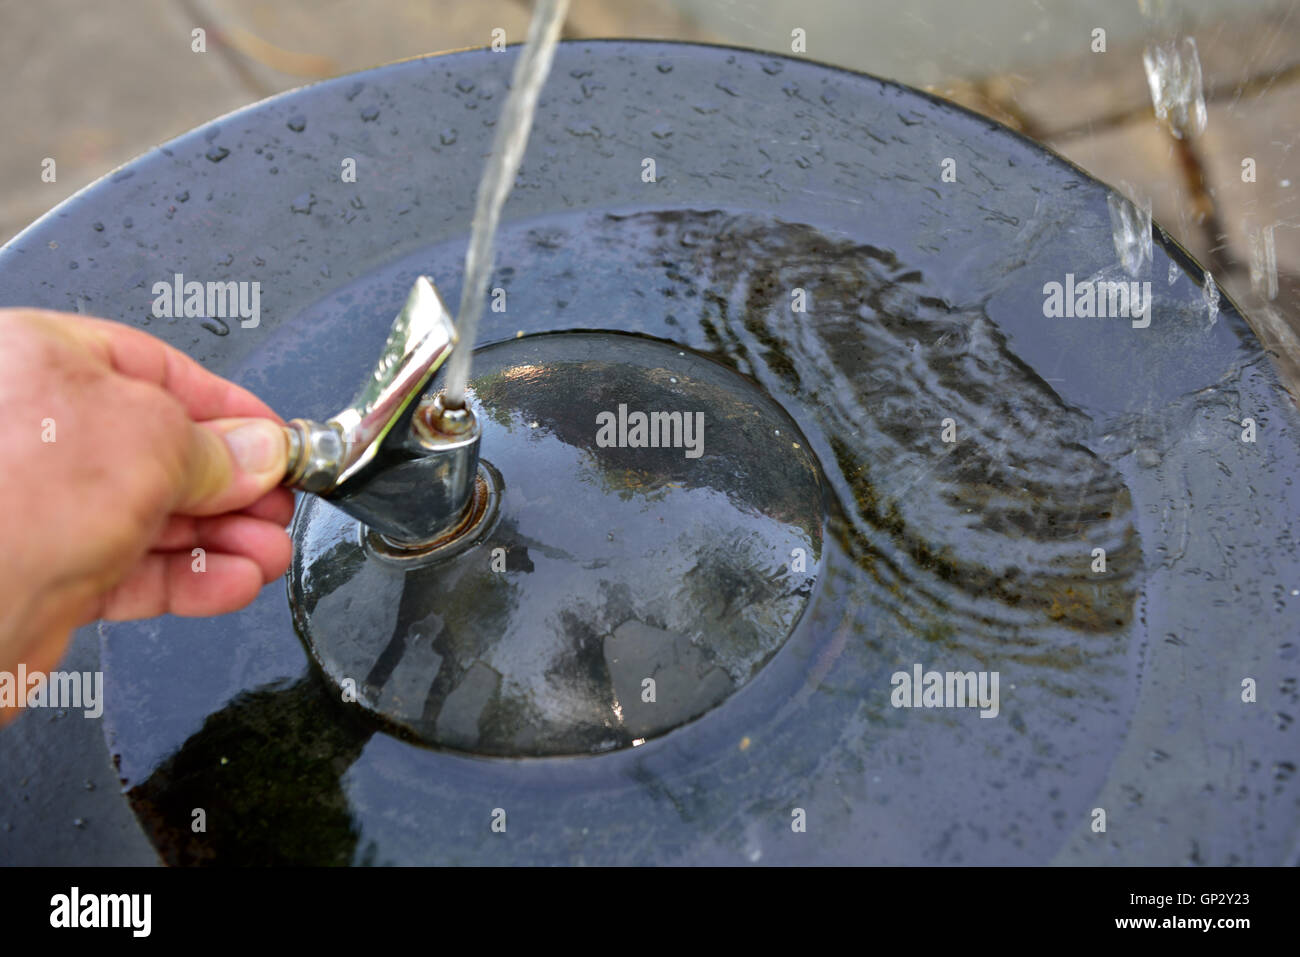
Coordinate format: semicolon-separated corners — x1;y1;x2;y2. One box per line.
223;420;284;474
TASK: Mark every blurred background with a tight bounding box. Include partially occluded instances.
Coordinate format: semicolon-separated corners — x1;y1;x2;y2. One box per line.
2;0;1297;384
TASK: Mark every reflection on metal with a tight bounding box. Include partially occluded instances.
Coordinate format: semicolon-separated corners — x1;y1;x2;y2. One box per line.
288;332;826;756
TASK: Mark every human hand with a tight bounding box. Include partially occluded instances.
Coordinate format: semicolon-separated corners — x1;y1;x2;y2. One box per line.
0;308;292;705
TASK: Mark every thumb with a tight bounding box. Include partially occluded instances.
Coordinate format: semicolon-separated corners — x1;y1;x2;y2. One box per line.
176;418;289;516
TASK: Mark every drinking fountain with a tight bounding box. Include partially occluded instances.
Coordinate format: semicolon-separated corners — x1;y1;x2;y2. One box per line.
279;276;492;552
0;41;1296;867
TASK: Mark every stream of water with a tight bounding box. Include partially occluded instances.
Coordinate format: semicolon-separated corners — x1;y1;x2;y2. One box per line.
441;0;570;406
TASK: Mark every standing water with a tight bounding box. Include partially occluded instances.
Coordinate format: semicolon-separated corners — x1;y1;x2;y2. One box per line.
441;0;570;406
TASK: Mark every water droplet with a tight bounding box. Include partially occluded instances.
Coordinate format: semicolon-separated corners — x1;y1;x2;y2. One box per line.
1106;184;1152;276
1248;223;1278;300
287;114;307;132
346;81;364;101
1202;270;1219;325
175;190;189;203
92;222;103;232
455;77;476;94
360;106;380;122
795;155;812;169
1272;761;1295;781
568;68;592;79
122;217;133;229
201;317;231;337
762;60;784;75
656;61;673;74
1142;37;1207;139
291;192;316;214
651;124;673;140
204;145;230;163
715;79;740;97
1166;260;1179;285
439;128;458;146
72;818;86;829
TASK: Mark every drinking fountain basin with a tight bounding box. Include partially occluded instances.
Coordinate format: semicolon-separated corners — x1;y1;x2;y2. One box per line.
0;41;1297;866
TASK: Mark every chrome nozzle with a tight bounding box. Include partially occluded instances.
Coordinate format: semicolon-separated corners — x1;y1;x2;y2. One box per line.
281;277;483;545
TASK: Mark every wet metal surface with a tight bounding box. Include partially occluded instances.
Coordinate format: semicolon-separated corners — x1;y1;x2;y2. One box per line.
291;332;824;755
0;42;1296;865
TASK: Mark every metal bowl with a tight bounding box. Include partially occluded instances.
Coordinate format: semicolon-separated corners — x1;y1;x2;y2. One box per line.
1;40;1296;865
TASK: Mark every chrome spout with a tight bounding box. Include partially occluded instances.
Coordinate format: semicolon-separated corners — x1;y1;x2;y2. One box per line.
280;277;483;545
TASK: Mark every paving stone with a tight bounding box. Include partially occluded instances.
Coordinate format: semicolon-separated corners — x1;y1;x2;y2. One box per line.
1198;87;1300;394
0;0;252;244
198;0;715;95
1194;9;1300;102
1200;93;1300;294
985;10;1300;139
197;0;533;91
565;0;716;40
994;44;1153;139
